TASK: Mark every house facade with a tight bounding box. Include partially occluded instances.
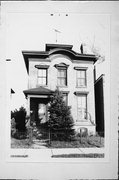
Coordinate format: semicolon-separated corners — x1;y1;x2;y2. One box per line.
23;44;97;134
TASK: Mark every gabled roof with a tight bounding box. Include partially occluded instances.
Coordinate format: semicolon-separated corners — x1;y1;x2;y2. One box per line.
22;43;97;73
23;86;54;96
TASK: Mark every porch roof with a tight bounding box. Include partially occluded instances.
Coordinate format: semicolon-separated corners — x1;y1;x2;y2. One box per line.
23;86;54;96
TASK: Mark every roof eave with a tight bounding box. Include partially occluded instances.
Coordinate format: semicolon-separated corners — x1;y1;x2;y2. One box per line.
22;48;97;74
22;51;49;73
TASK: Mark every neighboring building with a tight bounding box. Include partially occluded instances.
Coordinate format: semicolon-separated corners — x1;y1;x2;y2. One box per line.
117;82;119;131
95;74;105;136
23;44;97;134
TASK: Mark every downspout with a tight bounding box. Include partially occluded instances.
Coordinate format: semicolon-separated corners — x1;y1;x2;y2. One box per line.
94;65;96;82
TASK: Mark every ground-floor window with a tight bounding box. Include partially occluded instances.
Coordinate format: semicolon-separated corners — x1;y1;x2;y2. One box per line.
77;94;87;121
62;93;68;106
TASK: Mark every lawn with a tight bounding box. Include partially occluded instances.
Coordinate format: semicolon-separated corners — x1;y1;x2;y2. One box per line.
11;138;33;149
49;136;104;148
11;135;104;149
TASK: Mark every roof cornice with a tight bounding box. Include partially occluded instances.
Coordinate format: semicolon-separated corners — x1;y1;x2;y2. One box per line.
22;44;97;73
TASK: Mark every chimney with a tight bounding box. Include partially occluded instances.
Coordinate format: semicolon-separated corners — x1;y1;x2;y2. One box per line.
80;44;83;54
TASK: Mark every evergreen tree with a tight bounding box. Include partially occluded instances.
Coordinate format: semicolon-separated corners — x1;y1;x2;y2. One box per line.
48;89;75;141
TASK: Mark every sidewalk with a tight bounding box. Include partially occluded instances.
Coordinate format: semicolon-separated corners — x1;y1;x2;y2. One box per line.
50;147;105;157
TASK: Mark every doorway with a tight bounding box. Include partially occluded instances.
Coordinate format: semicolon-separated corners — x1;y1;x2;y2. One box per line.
38;103;46;124
30;97;49;125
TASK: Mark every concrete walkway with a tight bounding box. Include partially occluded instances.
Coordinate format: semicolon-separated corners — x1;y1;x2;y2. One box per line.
50;147;105;156
31;139;48;149
30;138;105;156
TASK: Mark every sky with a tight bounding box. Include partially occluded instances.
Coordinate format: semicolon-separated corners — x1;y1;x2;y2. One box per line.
5;9;110;110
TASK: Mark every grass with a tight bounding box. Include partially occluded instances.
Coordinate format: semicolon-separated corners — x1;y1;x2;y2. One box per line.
49;136;104;148
11;138;32;148
11;135;104;149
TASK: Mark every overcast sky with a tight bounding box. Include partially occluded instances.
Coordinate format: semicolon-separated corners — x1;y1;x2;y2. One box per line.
5;5;110;110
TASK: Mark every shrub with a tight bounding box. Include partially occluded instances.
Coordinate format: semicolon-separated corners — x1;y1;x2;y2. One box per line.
11;106;27;132
11;118;16;137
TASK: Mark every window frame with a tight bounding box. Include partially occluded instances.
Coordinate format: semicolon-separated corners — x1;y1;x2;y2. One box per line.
35;65;49;86
76;94;88;122
37;68;47;86
62;92;69;106
55;63;69;87
74;67;87;88
57;68;67;87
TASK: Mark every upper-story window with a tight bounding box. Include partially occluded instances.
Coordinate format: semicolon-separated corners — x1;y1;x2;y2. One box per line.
57;69;67;86
55;63;69;87
35;65;49;86
77;70;86;87
74;67;87;87
38;69;47;85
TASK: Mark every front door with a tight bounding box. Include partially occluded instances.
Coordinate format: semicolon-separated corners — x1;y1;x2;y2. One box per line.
38;103;46;123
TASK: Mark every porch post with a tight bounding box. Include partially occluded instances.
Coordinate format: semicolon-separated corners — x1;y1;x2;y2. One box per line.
26;95;33;144
27;95;30;117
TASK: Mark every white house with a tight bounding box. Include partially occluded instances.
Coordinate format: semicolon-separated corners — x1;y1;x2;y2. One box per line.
23;44;97;134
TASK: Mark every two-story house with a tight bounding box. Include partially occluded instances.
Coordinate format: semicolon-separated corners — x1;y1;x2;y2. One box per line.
23;44;97;134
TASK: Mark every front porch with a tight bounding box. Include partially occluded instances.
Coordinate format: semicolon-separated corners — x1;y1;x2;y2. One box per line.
23;86;53;126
